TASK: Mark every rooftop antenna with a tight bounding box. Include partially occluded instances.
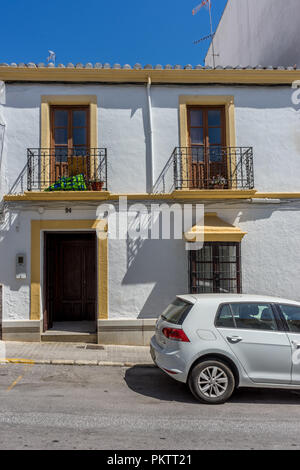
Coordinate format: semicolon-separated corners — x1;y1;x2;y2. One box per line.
192;0;219;67
47;50;56;66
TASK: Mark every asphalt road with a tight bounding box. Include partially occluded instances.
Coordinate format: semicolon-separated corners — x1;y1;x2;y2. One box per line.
0;363;300;450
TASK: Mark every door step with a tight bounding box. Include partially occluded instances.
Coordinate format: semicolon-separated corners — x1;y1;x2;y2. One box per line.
42;322;97;343
41;332;97;343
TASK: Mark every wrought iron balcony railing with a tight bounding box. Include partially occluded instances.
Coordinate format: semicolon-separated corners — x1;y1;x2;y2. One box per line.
173;146;254;191
27;148;107;191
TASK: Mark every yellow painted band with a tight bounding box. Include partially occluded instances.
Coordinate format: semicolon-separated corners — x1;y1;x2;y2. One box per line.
1;67;299;85
5;191;300;203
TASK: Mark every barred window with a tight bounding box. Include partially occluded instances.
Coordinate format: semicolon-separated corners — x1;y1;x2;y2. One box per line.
189;242;241;294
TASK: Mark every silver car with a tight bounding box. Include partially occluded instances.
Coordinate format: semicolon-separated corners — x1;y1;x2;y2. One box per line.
150;294;300;404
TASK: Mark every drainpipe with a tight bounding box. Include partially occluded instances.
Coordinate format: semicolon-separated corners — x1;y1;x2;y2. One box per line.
146;76;154;193
0;81;6;198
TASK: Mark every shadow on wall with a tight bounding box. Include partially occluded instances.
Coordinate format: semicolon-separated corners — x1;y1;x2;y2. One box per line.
238;203;300;223
7;163;28;195
122;238;188;319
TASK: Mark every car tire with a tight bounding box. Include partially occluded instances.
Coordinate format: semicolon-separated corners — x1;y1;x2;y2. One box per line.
188;360;235;404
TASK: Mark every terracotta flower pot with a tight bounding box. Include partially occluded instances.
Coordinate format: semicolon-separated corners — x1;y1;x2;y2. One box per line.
91;181;104;191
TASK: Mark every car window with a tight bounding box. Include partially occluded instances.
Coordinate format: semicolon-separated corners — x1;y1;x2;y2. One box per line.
160;298;193;325
231;303;277;331
215;304;235;328
278;304;300;333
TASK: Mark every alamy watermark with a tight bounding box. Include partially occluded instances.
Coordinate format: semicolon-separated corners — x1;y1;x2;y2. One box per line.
291;80;300;106
95;197;204;250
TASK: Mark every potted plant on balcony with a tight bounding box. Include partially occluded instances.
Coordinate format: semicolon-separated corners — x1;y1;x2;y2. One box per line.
209;174;227;190
90;179;105;191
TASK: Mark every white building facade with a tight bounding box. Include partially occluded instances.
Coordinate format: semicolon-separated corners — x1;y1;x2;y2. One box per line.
0;63;300;344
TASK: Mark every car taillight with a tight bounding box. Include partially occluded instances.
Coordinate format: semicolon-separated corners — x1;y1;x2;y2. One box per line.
162;327;190;342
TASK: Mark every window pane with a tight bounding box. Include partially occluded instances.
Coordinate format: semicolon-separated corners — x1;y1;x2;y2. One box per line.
190;128;203;144
219;280;237;293
54;128;68;145
190;109;203;127
55;147;68;162
73;110;87;127
195;263;213;279
208;110;221;126
209;146;223;162
218;245;237;263
278;304;300;333
73;127;86;145
191;146;204;162
196;244;213;262
73;147;87;157
231;303;277;331
219;263;237;279
195;280;214;293
54;110;68;127
208;128;221;144
216;304;235;328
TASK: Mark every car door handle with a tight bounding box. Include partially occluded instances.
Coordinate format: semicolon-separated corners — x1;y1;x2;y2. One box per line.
292;341;300;349
227;336;243;344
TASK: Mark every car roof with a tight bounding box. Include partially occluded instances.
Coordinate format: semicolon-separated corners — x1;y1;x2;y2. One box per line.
177;293;300;306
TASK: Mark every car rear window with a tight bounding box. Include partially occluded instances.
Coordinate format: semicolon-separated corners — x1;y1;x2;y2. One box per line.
161;298;193;325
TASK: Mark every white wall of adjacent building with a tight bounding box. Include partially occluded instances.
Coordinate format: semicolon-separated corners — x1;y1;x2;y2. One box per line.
206;0;300;67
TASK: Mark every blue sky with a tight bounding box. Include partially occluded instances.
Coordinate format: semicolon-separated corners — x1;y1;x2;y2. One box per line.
1;0;228;66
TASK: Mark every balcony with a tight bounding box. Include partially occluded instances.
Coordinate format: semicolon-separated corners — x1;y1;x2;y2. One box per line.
27;148;107;192
173;146;254;191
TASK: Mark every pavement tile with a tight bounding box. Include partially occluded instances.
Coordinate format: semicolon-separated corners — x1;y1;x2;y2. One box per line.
3;341;152;366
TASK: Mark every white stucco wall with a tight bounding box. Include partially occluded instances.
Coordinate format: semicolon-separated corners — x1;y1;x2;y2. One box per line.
206;0;300;67
1;82;300;195
1;81;300;322
1;200;300;321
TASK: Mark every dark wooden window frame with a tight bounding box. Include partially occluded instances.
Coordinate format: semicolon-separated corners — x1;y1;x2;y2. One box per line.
189;241;241;294
187;105;227;189
50;105;90;150
50;105;90;183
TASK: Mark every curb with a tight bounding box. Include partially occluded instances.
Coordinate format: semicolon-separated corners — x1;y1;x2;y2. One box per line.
1;358;155;367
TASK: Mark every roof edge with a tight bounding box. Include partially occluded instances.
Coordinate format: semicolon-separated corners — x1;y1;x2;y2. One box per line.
0;66;299;85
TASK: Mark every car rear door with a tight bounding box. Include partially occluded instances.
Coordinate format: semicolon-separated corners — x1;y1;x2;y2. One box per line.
216;302;292;384
277;303;300;385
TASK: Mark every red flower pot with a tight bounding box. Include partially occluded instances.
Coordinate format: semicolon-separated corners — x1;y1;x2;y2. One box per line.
91;181;104;191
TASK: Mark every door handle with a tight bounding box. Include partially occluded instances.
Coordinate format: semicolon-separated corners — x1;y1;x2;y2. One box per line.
227;336;243;344
292;341;300;350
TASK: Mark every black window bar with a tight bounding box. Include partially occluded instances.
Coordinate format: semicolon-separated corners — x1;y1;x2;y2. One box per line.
173;146;254;190
27;147;107;191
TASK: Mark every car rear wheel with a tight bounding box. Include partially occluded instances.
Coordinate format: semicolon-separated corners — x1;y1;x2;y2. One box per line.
188;360;235;404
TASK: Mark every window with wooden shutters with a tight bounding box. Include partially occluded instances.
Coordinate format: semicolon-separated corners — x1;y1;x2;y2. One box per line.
187;106;227;189
50;106;90;182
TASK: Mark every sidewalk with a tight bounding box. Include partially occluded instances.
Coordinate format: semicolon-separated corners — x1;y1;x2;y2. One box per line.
0;341;153;367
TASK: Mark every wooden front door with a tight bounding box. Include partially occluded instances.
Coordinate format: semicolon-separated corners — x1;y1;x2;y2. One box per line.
50;106;90;183
44;233;96;328
187;106;227;189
